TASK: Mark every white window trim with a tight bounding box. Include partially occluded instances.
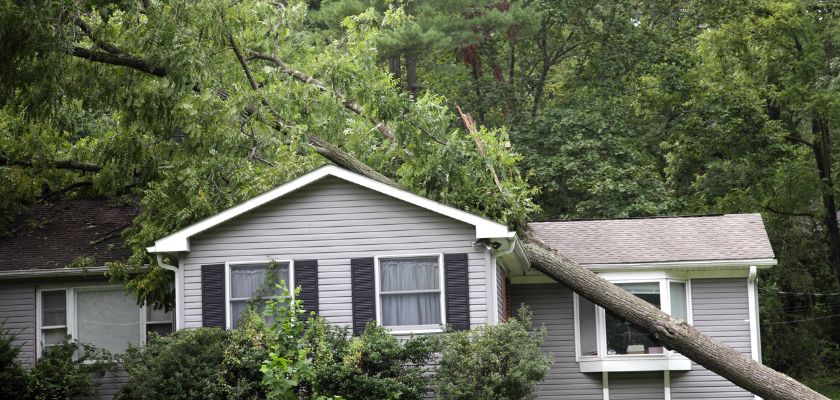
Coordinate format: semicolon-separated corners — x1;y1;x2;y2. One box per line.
374;253;446;334
224;260;294;329
35;284;171;359
573;275;693;372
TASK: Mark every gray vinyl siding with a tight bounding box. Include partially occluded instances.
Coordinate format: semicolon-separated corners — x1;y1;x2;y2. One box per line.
0;283;36;366
513;278;757;400
180;177;489;329
609;372;663;399
671;278;754;400
0;279;143;399
90;369;130;399
510;283;603;399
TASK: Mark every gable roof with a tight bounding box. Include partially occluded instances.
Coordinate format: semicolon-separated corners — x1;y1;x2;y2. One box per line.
528;214;776;266
0;199;139;271
148;165;512;253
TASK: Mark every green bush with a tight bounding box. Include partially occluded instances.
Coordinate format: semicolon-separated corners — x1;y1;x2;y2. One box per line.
433;307;552;400
1;326;113;400
303;319;436;400
26;340;113;400
0;328;27;399
117;328;232;400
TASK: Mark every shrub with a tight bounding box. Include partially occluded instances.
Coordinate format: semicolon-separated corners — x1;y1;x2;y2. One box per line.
258;285;435;399
0;328;27;399
117;328;232;400
433;307;552;400
26;340;113;400
303;319;436;400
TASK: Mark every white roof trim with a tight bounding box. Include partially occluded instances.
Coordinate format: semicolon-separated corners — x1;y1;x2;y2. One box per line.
148;165;511;253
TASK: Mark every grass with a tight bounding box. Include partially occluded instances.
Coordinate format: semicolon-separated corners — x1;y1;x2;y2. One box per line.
812;384;840;399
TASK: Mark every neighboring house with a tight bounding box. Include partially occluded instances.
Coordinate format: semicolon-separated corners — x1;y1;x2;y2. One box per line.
1;166;776;400
0;199;172;398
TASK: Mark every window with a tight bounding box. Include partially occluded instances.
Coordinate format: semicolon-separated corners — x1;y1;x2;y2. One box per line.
40;290;67;350
576;279;690;358
227;262;291;328
376;255;445;332
37;286;173;357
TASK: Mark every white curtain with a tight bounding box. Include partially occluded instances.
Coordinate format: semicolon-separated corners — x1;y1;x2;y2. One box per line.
230;263;290;299
670;282;687;320
76;288;141;354
380;257;441;327
230;263;289;327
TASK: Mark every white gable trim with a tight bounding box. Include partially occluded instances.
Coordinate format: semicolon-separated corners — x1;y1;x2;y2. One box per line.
147;165;512;253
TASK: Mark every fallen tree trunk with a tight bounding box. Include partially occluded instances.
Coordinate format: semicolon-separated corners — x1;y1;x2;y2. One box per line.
521;229;826;400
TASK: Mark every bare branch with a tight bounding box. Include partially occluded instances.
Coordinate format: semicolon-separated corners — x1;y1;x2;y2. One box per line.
456;105;503;190
1;157;102;172
70;46;166;77
249;51;395;140
75;19;125;55
228;33;260;91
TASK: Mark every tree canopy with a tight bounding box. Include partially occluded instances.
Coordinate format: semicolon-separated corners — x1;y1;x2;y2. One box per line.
2;0;840;396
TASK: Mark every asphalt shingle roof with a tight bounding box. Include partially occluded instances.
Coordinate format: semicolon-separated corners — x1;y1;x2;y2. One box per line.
0;199;139;271
528;214;775;265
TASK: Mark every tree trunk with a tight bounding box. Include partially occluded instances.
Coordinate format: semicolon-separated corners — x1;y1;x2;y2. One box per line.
388;56;402;84
811;115;840;343
405;54;418;101
520;229;827;400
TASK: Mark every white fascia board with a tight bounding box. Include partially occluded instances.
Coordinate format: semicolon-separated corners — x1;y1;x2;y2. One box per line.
150;165;510;253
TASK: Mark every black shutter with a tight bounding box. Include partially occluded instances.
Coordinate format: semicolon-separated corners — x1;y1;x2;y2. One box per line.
294;259;319;320
351;257;376;335
444;253;471;331
201;264;226;328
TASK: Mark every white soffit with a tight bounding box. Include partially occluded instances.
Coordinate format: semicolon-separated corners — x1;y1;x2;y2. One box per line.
148;165;511;253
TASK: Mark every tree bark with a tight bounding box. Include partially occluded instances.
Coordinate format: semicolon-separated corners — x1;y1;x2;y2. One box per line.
810;115;840;343
521;229;827;400
0;157;102;172
406;54;418;101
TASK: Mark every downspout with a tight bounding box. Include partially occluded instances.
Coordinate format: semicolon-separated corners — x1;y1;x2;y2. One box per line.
488;236;519;325
156;254;183;330
747;265;762;400
747;266;760;362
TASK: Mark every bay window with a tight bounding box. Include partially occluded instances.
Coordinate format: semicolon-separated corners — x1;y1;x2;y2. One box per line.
575;278;691;372
227;261;291;328
376;255;445;332
37;286;173;357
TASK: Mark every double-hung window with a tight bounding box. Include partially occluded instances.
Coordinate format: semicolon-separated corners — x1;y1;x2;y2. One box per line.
227;261;292;328
37;286;174;357
575;278;690;371
376;255;445;333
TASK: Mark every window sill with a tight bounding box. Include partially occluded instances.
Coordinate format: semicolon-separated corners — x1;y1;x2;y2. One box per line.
578;355;692;373
385;325;444;335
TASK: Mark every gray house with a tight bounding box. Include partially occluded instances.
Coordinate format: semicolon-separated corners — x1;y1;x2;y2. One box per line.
1;165;776;399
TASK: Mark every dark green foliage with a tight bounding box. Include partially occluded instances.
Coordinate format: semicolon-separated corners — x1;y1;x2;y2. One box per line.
304;319;436;400
434;307;551;400
117;328;232;400
0;327;27;399
26;340;114;400
0;328;111;400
